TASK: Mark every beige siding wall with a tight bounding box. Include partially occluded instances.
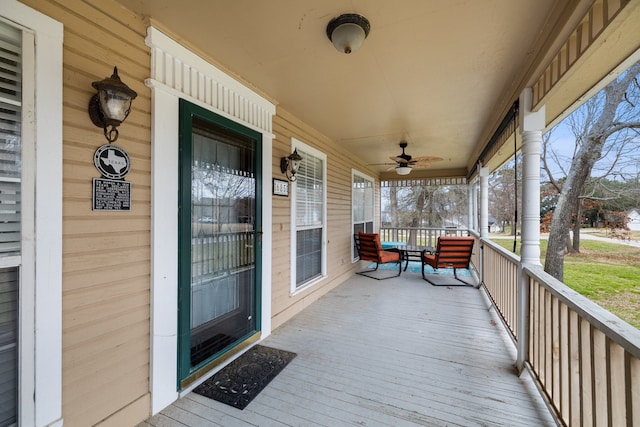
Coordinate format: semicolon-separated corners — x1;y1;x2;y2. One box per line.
19;1;381;424
19;1;151;426
271;108;380;329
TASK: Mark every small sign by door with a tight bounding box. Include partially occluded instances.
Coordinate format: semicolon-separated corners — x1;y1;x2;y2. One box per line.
92;144;132;211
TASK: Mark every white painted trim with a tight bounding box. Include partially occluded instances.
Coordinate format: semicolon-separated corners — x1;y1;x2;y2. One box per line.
479;166;489;239
146;27;274;415
289;138;328;295
149;88;180;413
260;133;273;337
2;2;63;426
146;27;275;133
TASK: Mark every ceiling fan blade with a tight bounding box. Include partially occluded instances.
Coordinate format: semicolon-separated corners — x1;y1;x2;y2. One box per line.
387;164;414;172
411;156;443;162
390;155;412;163
410;156;444;168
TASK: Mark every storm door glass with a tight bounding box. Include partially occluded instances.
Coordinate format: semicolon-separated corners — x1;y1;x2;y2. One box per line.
178;100;261;384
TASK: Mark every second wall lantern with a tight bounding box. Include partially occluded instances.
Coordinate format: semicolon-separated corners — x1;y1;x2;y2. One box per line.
280;149;303;182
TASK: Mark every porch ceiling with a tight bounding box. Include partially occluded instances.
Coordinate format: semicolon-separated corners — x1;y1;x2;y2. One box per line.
121;0;591;178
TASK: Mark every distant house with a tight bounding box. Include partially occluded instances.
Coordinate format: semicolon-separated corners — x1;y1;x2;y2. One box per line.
628;210;640;231
489;217;502;233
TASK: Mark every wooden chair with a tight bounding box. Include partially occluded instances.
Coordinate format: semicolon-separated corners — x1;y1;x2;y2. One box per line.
354;232;401;280
421;236;474;286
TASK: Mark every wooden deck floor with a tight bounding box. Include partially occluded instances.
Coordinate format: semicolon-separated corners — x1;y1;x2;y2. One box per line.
139;272;556;426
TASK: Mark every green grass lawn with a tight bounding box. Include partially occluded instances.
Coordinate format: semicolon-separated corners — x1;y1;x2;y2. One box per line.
492;239;640;329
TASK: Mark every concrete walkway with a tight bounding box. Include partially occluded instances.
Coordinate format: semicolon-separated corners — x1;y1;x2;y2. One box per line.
490;229;640;248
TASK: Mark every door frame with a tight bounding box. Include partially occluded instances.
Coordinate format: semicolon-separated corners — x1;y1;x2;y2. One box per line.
146;26;275;414
177;99;263;387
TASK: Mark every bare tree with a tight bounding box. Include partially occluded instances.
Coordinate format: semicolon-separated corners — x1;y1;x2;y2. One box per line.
544;61;640;281
490;158;522;235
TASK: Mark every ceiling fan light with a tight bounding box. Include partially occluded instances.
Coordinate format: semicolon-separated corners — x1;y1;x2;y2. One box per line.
395;165;412;175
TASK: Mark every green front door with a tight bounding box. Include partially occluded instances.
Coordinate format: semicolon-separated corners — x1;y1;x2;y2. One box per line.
178;100;262;387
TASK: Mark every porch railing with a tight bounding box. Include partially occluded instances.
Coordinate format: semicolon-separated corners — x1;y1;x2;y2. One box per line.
479;237;640;426
379;226;470;247
481;239;519;340
377;226;640;424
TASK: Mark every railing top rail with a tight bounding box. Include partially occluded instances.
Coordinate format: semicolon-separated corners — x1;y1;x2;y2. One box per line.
380;227;472;233
524;264;640;359
480;237;520;265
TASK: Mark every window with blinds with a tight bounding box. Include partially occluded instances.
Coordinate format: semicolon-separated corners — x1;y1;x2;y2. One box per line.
0;20;21;427
352;172;374;260
0;21;22;256
294;146;325;288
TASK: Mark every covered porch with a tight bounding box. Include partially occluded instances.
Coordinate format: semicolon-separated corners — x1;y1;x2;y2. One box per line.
140;270;555;426
6;0;640;425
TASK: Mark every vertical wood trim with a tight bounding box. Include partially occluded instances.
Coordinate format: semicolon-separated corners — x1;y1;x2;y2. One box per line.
569;310;581;426
630;355;639;426
528;280;535;370
593;328;608;426
550;297;560;411
608;344;626;426
559;303;569;420
581;318;594;424
544;289;552;389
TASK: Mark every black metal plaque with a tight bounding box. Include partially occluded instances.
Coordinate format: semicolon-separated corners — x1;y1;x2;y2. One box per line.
92;178;131;211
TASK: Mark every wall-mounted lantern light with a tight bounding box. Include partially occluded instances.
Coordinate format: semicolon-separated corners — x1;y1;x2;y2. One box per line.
88;67;137;143
280;149;303;182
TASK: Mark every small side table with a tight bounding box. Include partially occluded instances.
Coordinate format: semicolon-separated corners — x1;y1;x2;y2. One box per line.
394;245;435;271
381;241;406;250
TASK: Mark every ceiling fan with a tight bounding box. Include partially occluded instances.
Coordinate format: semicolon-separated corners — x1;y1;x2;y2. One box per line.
380;141;443;175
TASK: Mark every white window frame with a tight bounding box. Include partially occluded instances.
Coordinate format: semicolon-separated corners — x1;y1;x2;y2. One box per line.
2;3;63;427
290;138;327;295
351;170;375;261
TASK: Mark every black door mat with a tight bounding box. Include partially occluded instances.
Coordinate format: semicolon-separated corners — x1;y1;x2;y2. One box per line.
193;344;297;410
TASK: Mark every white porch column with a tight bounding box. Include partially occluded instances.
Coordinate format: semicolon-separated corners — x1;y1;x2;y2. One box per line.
516;88;545;374
473;181;479;231
519;88;545;266
467;183;474;231
479;166;489;238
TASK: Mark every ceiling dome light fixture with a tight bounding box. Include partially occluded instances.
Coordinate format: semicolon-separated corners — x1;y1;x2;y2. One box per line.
326;13;370;54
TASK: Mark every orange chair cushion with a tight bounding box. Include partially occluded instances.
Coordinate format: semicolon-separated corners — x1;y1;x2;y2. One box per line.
379;250;400;263
423;253;437;267
424;237;474;269
357;232;399;263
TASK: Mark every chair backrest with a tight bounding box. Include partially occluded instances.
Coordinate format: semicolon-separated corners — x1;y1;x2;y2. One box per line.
433;236;474;269
354;232;383;262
